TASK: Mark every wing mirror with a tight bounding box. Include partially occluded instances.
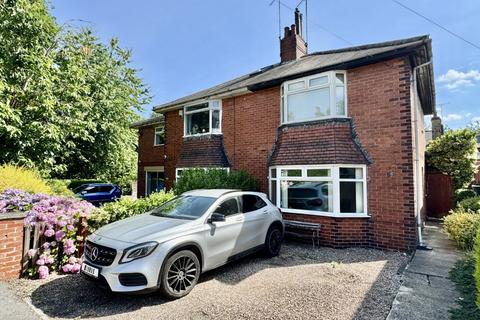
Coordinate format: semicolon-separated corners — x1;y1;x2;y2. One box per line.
208;213;225;223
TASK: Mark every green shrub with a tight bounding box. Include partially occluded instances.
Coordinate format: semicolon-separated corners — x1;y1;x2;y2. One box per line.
46;179;73;196
87;190;174;231
173;168;259;195
457;196;480;212
455;189;477;204
443;208;480;250
0;164;52;194
449;253;480;319
475;230;480;308
67;179;104;190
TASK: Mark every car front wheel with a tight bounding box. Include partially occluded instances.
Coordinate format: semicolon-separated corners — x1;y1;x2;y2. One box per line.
265;225;283;257
159;250;200;299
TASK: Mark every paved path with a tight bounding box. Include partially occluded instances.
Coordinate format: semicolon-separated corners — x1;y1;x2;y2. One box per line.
387;221;463;320
0;282;39;320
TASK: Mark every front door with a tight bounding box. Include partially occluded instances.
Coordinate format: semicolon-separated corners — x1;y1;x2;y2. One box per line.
146;171;165;196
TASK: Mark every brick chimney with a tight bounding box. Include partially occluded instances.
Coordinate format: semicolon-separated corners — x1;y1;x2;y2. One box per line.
431;111;444;140
280;8;307;63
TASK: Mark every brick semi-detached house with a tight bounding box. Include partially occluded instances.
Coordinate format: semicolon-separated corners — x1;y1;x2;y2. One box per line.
135;11;436;251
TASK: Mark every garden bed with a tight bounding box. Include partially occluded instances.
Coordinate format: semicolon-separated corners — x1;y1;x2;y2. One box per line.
9;243;408;320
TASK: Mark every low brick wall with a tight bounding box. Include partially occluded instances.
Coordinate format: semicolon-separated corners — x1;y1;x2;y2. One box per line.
0;212;26;281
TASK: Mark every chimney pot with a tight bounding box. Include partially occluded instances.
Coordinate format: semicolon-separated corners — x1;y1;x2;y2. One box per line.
280;10;307;62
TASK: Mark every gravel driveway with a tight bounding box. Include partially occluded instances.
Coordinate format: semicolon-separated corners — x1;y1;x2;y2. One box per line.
9;243;408;320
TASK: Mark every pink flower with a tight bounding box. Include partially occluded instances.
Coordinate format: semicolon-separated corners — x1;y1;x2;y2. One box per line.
44;229;55;237
66;224;75;231
57;220;67;228
64;246;75;255
55;230;65;241
27;249;36;258
36;258;45;266
68;256;77;264
38;266;49;279
42;242;50;249
71;263;81;273
62;263;73;273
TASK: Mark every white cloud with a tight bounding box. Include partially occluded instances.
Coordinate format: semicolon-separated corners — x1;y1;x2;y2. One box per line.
442;113;463;121
437;69;480;89
466;112;472;117
472;116;480;123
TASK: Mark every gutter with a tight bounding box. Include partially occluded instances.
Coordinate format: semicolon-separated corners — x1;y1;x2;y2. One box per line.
153;87;251;113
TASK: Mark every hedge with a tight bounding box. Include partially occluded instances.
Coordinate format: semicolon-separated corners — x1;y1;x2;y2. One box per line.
0;164;52;194
443;208;480;250
457;196;480;213
173;168;258;195
87;191;174;231
455;189;477;205
475;230;480;308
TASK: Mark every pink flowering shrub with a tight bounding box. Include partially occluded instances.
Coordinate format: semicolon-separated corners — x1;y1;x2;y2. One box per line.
0;189;95;279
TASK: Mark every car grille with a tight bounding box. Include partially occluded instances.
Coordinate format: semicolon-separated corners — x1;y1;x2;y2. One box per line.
84;240;117;266
118;273;148;286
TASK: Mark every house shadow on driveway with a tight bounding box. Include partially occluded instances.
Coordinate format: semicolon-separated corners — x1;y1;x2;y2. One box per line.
28;242;408;319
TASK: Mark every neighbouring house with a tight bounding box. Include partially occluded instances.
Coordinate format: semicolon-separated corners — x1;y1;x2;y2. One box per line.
139;10;436;251
131;116;165;197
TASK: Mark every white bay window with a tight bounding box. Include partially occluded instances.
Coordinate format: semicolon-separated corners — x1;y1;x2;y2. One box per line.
282;71;346;124
184;100;221;136
269;165;367;217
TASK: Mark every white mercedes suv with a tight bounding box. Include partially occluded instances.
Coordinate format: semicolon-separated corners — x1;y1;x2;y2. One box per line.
81;189;284;299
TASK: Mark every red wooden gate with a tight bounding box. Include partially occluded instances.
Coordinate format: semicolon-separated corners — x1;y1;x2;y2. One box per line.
425;171;454;218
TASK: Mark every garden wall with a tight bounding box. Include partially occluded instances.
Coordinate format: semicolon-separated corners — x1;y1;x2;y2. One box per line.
0;213;25;280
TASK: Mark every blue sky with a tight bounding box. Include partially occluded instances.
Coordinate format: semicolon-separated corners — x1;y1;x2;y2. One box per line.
50;0;480;128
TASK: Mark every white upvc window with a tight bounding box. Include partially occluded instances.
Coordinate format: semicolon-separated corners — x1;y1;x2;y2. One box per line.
175;167;230;180
281;71;347;124
154;126;165;146
269;164;368;218
183;100;221;137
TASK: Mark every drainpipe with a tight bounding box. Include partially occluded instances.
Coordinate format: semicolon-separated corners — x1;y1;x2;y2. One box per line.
412;60;433;250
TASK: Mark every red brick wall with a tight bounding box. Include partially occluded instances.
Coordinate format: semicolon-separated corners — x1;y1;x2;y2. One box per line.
159;57;417;250
0;217;24;280
137;125;165;197
348;57;415;250
222;87;281;192
164;110;184;190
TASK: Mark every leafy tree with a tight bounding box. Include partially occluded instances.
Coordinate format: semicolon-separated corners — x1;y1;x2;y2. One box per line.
426;129;477;190
0;0;150;186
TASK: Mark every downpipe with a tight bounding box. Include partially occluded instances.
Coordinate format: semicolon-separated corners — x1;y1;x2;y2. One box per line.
412;61;433;251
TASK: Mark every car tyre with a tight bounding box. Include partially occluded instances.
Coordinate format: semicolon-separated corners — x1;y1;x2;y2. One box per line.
159;250;200;299
264;225;283;257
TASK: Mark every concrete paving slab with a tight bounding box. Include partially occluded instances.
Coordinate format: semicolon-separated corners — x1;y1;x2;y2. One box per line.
0;282;39;320
387;222;463;320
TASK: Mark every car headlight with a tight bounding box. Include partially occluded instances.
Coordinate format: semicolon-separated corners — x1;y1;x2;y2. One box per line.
119;241;158;264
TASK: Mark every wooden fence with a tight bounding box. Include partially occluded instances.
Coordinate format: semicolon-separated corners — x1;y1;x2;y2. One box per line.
22;217;88;276
425;171;454;218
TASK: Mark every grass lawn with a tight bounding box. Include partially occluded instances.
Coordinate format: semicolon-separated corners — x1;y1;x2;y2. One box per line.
449;254;480;320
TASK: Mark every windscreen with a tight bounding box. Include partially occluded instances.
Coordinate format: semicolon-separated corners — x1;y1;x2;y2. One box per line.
150;195;216;220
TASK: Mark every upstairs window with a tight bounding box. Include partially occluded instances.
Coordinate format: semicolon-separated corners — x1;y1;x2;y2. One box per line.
154;127;165;146
184;100;221;136
281;71;346;124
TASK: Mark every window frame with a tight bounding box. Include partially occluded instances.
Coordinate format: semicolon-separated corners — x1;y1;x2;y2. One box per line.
213;196;241;217
281;71;348;124
145;168;165;196
183;100;222;137
269;164;368;218
154;126;165;146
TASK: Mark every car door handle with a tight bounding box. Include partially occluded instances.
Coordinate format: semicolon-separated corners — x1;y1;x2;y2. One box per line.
262;210;269;214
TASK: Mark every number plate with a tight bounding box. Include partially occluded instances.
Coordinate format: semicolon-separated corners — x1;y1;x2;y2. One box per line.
81;263;99;278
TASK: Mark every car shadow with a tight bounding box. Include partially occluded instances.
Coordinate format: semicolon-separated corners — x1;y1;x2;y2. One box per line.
30;274;168;318
29;240;407;319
